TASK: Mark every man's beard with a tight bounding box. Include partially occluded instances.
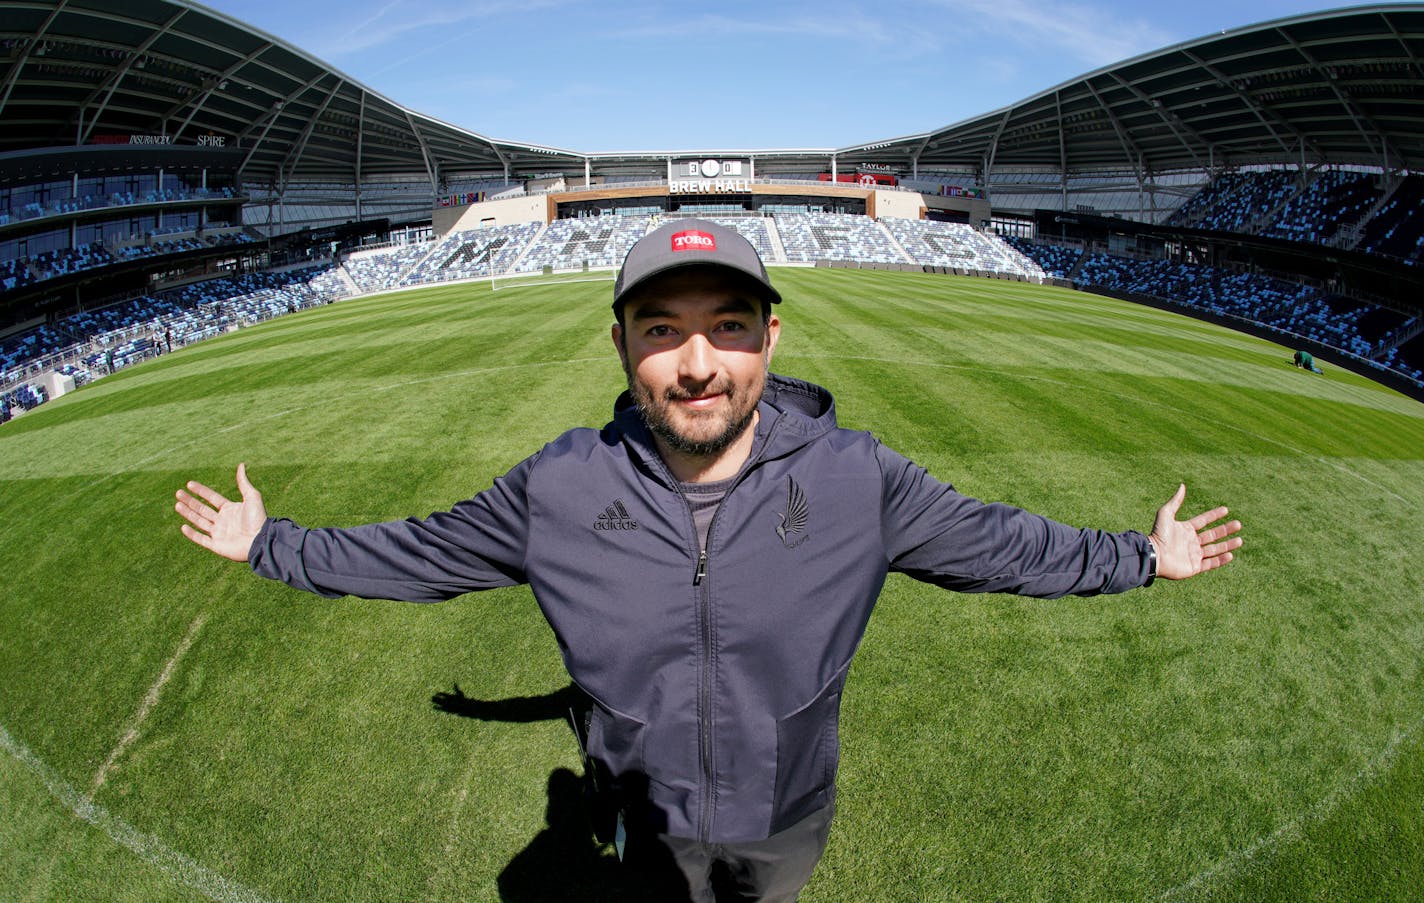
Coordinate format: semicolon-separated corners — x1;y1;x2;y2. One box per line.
629;373;762;459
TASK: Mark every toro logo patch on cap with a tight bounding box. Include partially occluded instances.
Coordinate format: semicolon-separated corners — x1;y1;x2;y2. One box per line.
671;229;716;253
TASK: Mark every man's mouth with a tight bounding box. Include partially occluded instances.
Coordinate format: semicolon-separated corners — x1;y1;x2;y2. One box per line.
678;394;723;410
666;384;731;408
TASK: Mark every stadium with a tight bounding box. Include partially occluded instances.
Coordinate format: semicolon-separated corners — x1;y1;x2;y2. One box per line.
1;1;1422;900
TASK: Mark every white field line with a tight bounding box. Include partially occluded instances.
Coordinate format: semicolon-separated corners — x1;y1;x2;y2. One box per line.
492;275;615;291
5;354;606;895
428;753;484;896
0;721;276;903
784;351;1424;896
1155;714;1424;901
440;757;480;859
11;323;1414;898
90;612;207;797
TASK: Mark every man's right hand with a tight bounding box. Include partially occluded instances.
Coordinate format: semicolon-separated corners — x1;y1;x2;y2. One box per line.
175;462;267;562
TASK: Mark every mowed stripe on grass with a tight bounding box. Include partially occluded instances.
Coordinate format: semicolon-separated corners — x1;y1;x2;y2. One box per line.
1;269;1421;901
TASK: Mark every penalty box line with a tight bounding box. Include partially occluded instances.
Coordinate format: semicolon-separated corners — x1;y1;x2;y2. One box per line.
1155;713;1424;901
0;720;275;903
492;275;616;292
90;612;208;798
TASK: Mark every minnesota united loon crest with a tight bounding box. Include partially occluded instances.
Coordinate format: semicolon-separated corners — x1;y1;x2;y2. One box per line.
775;477;810;549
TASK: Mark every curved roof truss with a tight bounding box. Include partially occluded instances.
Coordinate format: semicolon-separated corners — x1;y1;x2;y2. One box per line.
0;0;575;186
841;4;1424;176
1;1;1421;191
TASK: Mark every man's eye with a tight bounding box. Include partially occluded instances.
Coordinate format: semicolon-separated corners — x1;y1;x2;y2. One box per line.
647;325;674;337
717;321;746;332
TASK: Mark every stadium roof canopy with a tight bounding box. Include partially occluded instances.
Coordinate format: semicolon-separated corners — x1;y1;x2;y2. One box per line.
842;4;1424;176
1;1;1422;189
0;0;578;187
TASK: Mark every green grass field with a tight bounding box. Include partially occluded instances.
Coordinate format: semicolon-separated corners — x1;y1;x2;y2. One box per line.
2;268;1422;902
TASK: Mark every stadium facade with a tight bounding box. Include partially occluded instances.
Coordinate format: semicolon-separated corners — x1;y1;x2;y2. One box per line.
3;0;1424;412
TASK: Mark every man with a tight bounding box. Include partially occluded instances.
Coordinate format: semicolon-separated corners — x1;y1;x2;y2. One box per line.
176;219;1242;901
1293;349;1323;374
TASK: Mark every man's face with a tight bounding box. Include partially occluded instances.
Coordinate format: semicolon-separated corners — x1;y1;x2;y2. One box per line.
613;269;780;461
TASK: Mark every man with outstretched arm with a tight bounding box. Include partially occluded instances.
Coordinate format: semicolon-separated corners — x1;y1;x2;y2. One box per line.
176;218;1242;903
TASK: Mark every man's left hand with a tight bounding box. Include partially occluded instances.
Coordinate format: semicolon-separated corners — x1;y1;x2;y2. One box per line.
1149;483;1242;580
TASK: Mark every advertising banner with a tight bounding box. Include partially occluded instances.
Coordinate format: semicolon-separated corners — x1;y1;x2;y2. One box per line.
818;172;898;187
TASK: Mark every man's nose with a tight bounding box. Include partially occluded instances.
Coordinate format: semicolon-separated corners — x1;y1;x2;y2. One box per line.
677;333;717;384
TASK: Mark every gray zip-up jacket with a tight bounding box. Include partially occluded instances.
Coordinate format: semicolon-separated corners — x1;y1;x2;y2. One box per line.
249;374;1154;843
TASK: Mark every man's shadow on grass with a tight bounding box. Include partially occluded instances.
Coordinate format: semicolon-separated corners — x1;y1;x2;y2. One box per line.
431;683;690;902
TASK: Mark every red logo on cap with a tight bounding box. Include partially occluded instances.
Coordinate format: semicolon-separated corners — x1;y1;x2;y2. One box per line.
671;230;716;253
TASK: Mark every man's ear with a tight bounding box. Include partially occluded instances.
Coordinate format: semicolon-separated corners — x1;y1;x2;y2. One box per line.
611;322;628;370
763;314;781;365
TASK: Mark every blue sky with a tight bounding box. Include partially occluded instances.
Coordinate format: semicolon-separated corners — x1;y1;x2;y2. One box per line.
198;1;1393;153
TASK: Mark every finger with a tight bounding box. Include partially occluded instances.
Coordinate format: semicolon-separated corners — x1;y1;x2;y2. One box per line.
1185;506;1230;531
236;462;260;501
175;498;215;531
185;480;231;510
180;523;215;551
1196;535;1241;555
1200;537;1242;559
1199;551;1234;571
175;487;212;509
1160;483;1187;519
175;489;218;522
175;491;218;524
1195;520;1241;544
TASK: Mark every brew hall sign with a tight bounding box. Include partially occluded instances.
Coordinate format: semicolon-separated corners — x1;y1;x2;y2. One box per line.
670;159;751;194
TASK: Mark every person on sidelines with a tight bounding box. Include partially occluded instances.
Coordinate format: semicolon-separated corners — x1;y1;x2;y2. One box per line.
175;218;1242;902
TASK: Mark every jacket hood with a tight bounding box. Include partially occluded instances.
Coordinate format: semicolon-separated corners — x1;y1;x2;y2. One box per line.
612;373;837;477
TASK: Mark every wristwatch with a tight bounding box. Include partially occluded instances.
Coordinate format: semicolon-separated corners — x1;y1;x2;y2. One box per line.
1143;535;1158;587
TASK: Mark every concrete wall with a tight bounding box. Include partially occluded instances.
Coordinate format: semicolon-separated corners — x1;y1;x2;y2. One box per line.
40;370;75;400
440;194;548;235
873;189;927;221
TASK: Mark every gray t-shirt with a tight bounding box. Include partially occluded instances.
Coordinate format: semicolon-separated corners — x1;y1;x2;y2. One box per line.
678;420;770;553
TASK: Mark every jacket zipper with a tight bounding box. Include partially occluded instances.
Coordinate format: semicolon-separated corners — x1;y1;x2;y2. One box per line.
653;415;783;843
671;484;716;843
652;467;715;842
694;541;714;842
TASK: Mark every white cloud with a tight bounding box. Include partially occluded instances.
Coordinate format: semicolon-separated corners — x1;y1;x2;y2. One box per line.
441;75;520;96
924;0;1175;68
312;0;581;58
609;11;940;55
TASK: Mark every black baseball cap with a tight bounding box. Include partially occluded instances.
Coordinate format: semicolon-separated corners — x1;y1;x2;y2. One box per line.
613;218;782;312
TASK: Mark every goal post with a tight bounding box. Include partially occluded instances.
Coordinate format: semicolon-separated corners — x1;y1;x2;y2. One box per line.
489;264;616;292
